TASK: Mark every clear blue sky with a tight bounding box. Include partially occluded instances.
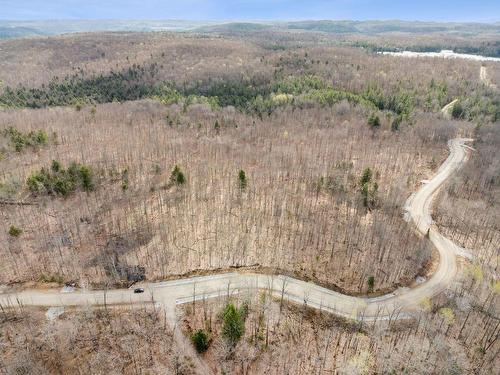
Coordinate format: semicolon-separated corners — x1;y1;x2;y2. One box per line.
1;0;499;22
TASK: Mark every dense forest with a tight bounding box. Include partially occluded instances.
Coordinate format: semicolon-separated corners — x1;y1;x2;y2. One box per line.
1;54;498;124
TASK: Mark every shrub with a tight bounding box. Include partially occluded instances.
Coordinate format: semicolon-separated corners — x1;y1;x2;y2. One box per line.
51;160;62;173
79;165;94;191
191;329;210;353
8;225;22;237
38;273;64;284
170;165;186;185
368;114;381;128
121;168;129;191
3;127;50;152
34;130;49;145
439;307;456;325
360;168;372;186
391;115;402;131
27;161;95;197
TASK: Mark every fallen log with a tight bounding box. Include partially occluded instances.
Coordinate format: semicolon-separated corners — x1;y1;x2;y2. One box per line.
0;199;38;206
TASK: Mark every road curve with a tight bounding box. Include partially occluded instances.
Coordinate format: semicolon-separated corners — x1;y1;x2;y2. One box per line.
480;66;497;89
441;99;458;119
0;139;473;321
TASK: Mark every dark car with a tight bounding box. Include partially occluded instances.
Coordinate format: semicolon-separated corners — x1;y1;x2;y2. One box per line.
133;288;144;294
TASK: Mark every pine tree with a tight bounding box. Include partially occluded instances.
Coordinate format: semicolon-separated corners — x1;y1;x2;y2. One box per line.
222;304;245;346
191;329;210;353
238;169;247;190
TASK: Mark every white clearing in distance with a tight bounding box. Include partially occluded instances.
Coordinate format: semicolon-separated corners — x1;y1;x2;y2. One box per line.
380;50;500;63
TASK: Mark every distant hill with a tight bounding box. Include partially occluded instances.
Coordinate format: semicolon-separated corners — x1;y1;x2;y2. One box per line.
195;20;500;36
195;22;273;34
0;26;45;39
1;20;499;58
1;19;500;40
191;20;500;57
284;20;500;34
0;20;218;39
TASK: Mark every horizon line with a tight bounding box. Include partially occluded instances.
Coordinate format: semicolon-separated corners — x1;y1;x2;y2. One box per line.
1;18;500;24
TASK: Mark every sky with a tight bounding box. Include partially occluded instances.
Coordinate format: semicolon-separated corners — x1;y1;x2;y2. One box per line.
1;0;499;22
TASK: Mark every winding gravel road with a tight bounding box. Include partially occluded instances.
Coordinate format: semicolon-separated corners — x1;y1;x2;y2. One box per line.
0;138;473;321
480;66;497;89
441;99;458;119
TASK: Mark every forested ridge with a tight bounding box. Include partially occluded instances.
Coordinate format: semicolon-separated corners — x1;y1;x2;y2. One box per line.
2;57;497;124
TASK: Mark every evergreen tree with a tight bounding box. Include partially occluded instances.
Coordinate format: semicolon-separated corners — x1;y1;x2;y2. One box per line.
451;102;465;119
170;165;186;185
222;303;245;346
191;329;210;353
368;276;375;292
238;169;247;190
